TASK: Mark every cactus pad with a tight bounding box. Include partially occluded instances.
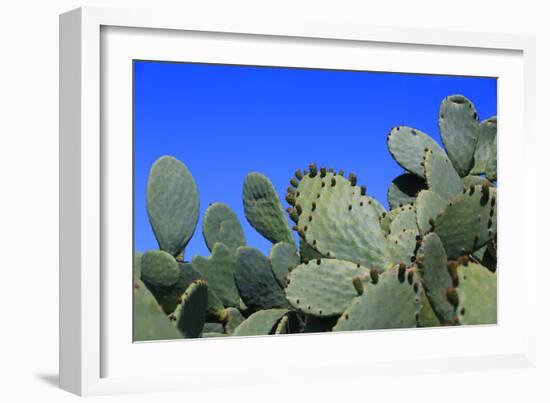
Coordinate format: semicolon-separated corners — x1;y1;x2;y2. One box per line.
387;173;427;209
455;262;497;325
233;309;289;336
133;252;142;284
387;126;447;178
332;266;421;332
141;250;180;288
202;202;245;252
417;233;456;324
379;207;407;235
438;95;479;176
415;190;446;234
235;246;288;311
285;259;371;317
269;242;300;288
417;286;441;327
293;171;392;270
387;230;417;266
133;279;182;341
146;156;199;257
173;280;208;338
389;206;418;235
434;185;497;259
191;242;240;308
424;148;464;202
243;172;294;244
473;117;497;180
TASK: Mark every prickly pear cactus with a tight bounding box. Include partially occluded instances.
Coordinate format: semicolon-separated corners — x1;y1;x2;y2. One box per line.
243;172;294;245
146;156;199;258
134;93;497;340
287;165;393;270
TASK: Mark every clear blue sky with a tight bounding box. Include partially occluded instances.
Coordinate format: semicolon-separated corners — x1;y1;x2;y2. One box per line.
134;61;496;260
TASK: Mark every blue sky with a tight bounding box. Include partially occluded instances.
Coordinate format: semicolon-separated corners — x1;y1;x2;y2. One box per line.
133;61;497;260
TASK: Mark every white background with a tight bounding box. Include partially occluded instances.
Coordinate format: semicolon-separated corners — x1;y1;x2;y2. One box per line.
1;0;548;402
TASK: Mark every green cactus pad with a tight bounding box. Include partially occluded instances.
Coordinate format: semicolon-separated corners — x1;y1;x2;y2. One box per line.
133;281;181;342
233;309;289;337
424;149;464;202
387;230;417;266
471;116;497;178
417;286;441;327
224;307;245;334
294;172;392;270
367;196;387;218
455;262;497;325
173;280;208;338
389;206;418;235
387;126;447;178
379;207;404;235
202;202;246;252
243;172;294;244
235;246;288;311
285;259;372;317
192;242;240;308
133;252;142;284
333;267;421;332
146;156;199;257
417;233;456;324
438;95;479;176
415;190;446;234
269;242;300;288
434;185;497;259
140;250;180;288
387;173;427;209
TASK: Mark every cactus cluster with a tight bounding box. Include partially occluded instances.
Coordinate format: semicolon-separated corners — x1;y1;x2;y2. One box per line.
134;94;497;340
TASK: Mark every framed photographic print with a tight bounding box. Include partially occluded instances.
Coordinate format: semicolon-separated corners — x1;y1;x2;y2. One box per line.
59;6;537;396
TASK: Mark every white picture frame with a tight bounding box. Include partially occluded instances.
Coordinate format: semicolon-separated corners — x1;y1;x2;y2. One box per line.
59;6;537;396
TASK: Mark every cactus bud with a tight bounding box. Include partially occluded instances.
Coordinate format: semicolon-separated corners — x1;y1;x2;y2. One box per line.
295;169;303;180
349;173;357;186
370;268;379;284
285;193;295;206
309;163;317;177
398;263;406;283
320;167;327;177
352;275;364;295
